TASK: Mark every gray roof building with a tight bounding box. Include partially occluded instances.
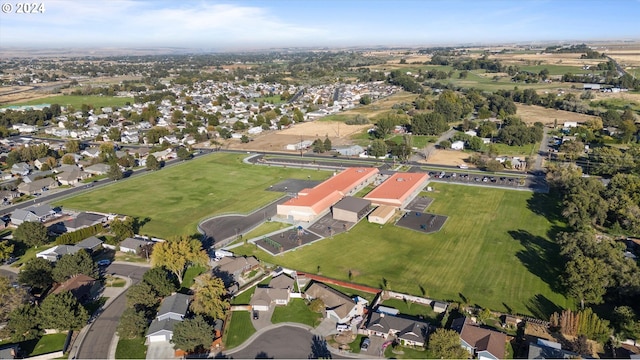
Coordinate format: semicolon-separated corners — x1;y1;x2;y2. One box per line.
157;293;191;322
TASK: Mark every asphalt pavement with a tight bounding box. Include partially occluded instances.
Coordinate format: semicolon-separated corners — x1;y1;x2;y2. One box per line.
74;263;148;360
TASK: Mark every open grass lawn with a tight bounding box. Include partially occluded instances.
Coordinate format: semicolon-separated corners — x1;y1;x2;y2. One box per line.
518;64;593;75
20;333;67;356
233;184;570;317
4;95;133;108
180;264;207;292
380;298;439;323
348;334;366;353
271;298;322;327
115;337;147;359
488;142;539;157
444;70;575;92
384;345;432;359
231;277;272;305
223;311;255;349
56;153;331;238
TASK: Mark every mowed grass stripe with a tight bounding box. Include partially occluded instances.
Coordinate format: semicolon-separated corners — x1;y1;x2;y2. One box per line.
233;184;569;316
56;153;331;238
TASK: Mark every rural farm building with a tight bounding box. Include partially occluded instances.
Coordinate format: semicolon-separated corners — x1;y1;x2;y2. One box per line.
332;196;371;223
364;172;430;209
277;167;379;222
285;140;313;151
368;205;396;225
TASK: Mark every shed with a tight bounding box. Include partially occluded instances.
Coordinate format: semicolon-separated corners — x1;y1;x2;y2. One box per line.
368;205;396;225
432;301;448;313
332;196;371;223
451;141;465;150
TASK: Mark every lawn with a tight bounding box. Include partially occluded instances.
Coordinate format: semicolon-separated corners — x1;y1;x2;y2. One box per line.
487;142;539;156
233;184;570;317
180;264;208;292
348;334;366;353
115;337;147;359
3;95;133;109
231;277;272;305
242;221;291;241
20;333;67;356
56;153;331;238
223;311;255;349
271;298;322;327
384;344;432;359
380;298;439;323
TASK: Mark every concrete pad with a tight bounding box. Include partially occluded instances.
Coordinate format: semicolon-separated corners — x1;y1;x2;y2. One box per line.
146;340;175;360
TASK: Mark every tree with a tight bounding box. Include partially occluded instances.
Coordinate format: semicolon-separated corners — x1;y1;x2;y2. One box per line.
439;139;451;149
151;236;209;283
312;139;325;153
613;306;640;339
108;163;123;181
411;112;448;136
0;240;14;260
13;221;49;247
429;328;469;359
467;136;484;152
61;153;76;165
143;267;179;297
563;257;610;309
18;257;54;290
0;276;29;323
369;139;388;158
619;119;638;144
108;127;122;141
177;147;193;160
190;274;229;320
110;217;135;241
146;154;161;171
171;315;214;352
126;281;159;310
65;140;80;154
323;136;332;152
2;304;42;342
39;291;89;331
52;250;98;283
309;298;325;313
374;114;400;139
116;308;149;339
359;95;372;105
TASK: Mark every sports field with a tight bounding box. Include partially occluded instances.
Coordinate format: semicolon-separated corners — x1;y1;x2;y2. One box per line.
56;153;331;238
233;184;571;317
3;95;134;109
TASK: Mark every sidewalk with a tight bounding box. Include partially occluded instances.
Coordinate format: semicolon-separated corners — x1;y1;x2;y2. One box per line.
67;275;132;360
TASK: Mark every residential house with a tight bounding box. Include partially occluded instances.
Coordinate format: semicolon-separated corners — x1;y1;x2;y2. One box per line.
119;237;154;254
84;163;111;176
18;177;58;195
366;312;429;347
59;212;106;232
215;256;260;282
527;338;578;359
51;274;98;303
150;148;174;161
11;204;58;225
36;245;83;262
75;236;104;253
56;167;89;186
23;170;54;183
10;162;31;176
0;190;20;203
146;293;191;343
81;148;101;159
451;317;507;360
304;282;360;323
0;344;19;359
451;141;465;150
250;274;295;312
34;157;55;170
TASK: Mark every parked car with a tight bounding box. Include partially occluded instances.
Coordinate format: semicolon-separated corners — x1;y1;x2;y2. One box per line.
253;310;259;320
360;337;370;351
97;259;111;266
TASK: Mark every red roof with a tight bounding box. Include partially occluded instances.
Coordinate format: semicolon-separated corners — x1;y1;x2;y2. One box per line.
364;172;429;206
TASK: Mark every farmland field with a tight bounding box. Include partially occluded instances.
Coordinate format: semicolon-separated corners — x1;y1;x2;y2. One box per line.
56;153;331;238
2;94;134;108
233;184;571;317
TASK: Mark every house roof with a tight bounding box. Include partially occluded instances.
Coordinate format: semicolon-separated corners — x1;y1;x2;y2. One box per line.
11;208;39;222
305;282;355;320
452;317;506;359
84;163;111;174
157;293;190;318
364;172;429;206
527;342;577;359
51;274;96;300
37;245;83;259
18;177;57;193
366;312;428;343
119;237;152;250
333;196;370;213
64;212;105;230
269;274;294;290
146;318;181;336
250;287;289;306
28;204;55;217
76;236;104;249
217;256;259;275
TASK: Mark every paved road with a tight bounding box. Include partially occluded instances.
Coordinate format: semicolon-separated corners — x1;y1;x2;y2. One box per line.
420;128;457;162
225;325;329;359
0;267;18;281
533;127;551;172
75;263;148;360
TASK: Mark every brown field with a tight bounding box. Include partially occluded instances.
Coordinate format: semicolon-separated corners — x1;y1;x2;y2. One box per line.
224;121;369;152
606;50;640;67
516;104;598;125
337;91;418;119
425;149;474;167
592;90;640;103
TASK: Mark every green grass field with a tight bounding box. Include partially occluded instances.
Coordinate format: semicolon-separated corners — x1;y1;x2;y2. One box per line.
488;142;539;156
518;65;593;76
271;298;322;327
56;153;331;238
19;333;67;357
223;311;255;349
233;184;570;317
3;95;133;109
115;337;147;359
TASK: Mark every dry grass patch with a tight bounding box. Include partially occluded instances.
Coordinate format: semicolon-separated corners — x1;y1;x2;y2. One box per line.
516;104;598;125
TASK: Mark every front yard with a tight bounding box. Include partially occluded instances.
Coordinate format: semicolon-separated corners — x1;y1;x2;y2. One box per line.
222;311;255;349
271;298;322;328
115;337;147;359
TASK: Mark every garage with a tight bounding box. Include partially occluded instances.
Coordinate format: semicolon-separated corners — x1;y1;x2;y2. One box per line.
148;333;170;343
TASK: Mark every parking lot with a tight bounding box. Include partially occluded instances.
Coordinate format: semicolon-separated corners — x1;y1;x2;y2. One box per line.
427;170;526;188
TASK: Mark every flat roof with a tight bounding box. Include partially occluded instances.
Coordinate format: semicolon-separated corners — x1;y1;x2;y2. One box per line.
333;196;370;213
282;167;378;207
365;172;429;202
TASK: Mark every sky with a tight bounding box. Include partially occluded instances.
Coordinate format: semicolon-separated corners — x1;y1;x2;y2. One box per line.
0;0;639;50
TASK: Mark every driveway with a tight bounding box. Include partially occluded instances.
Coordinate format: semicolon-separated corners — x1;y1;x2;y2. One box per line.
146;341;175;360
251;306;274;331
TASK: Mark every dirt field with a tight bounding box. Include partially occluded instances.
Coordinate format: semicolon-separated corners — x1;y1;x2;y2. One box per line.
424;149;474;167
516;104;598;125
225;121;370;152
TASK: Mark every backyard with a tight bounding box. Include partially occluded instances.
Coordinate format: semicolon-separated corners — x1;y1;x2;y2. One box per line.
233;184;571;317
222;311;255;349
56;153;331;238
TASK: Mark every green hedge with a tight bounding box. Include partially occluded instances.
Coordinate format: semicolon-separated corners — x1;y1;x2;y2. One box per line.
55;224;104;245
